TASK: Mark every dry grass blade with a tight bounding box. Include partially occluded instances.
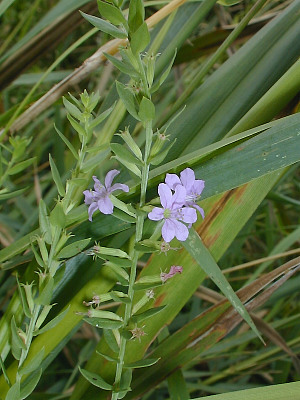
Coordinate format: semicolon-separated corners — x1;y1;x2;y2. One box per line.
0;2;98;91
0;0;188;138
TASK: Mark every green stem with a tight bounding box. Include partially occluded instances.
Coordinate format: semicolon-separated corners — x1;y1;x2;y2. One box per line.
112;120;153;399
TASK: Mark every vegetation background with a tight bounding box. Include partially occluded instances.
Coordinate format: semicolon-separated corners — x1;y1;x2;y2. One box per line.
0;0;299;399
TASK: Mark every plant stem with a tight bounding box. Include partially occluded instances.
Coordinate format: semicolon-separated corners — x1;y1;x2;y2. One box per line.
112;120;153;399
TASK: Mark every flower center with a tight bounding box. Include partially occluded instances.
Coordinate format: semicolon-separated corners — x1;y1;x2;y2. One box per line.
163;208;171;219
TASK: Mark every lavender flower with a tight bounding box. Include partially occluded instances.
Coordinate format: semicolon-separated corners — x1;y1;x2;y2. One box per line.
165;167;205;218
83;169;129;221
160;265;183;283
148;183;197;242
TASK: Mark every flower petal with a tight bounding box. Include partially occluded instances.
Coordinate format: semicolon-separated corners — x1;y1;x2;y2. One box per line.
171;184;186;209
83;190;94;204
193;204;205;219
148;207;164;221
98;196;114;214
92;176;104;192
109;183;129;193
105;169;120;189
180;168;195;192
88;202;98;221
158;183;172;209
181;207;197;223
165;173;181;190
172;219;189;241
192;179;205;196
161;219;176;243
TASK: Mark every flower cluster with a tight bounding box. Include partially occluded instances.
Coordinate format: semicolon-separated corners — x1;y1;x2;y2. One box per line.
83;170;129;221
148;168;205;242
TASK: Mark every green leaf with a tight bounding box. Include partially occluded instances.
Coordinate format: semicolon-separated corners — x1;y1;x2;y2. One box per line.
62;97;82;120
183;228;264;343
49;154;65;197
84;318;123;330
96;351;118;363
79;367;113;390
34;306;70;335
89;103;116;130
11;316;26;360
19;348;45;375
105;262;129;285
124;357;160;368
104;52;139;77
98;1;127;26
36;276;54;306
96;245;130;259
198;381;300;399
150;139;176;166
5;381;20;400
116;130;143;161
116;81;140;120
131;306;166;323
20;368;42;399
138;97;155;122
111;143;143;167
110;291;130;304
167;369;190;400
0;187;27;200
103;329;119;353
131;22;150;54
54;124;79;160
7;157;36;175
88;309;123;321
128;0;144;34
38;199;51;244
57;238;91;259
133;275;162;290
80;12;127;39
81;147;110;173
49;201;66;229
16;277;32;319
151;50;177;93
119;368;132;397
112;154;141;178
67;114;86;138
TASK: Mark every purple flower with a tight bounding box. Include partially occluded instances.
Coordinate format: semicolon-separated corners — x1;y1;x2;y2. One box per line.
160;265;183;283
83;169;129;221
165;168;205;218
148;183;197;242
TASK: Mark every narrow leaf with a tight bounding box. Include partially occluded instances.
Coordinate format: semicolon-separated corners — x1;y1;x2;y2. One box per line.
57;238;91;259
49;154;65;197
34;306;70;336
116;81;140;120
89;103;116;130
131;306;166;323
0;187;27;200
79;367;113;390
98;1;127;26
62;97;82;120
183;228;264;343
8;157;36;175
138;97;155;122
151;50;177;93
20;368;42;399
111;143;144;167
103;329;119;353
84;318;123;330
104;52;139;77
80;12;127;39
131;22;150;54
96;351;118;363
54;124;78;160
6;381;20;400
38;199;51;244
19;348;45;375
124;357;160;368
